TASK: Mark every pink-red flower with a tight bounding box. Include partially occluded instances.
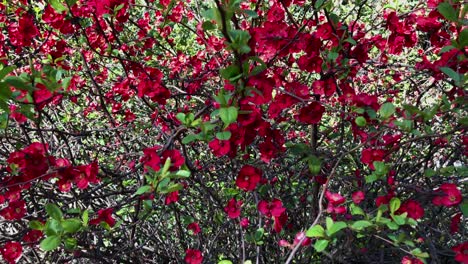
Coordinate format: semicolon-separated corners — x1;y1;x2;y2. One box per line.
296;101;325;124
187;222;201;235
258;199;286;218
236;165;262;191
89;208;116;227
352;191;365;204
401;256;424;264
224;198;242;219
397;200;424;220
184;249;203;264
452;242;468;264
432;183;462;207
0;242;22;264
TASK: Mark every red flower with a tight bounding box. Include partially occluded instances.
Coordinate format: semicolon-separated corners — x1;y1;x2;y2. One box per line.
352;191;365;204
452;242;468;264
401;256;424;264
22;230;43;243
397;200;424;220
450;213;462;234
240;217;250;228
325;191;345;205
89;208;116;227
0;242;22;264
224;198;242;219
296;101;325;124
208;138;231;157
74;162;99;190
236;165;262;191
141;146;162;172
187;222;201;235
361;148;385;169
165;191;179;205
273;212;288;233
184;249;203;264
258;199;286;218
161;149;185;171
432;183;462;207
0;200;26;221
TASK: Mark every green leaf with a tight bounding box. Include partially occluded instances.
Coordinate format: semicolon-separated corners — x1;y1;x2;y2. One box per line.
135;185;152;195
460;200;468;217
386;221;399;230
49;0;68;13
82;210;89;227
379;102;396;119
216;131;232;140
327;221;347;236
355;116;367;126
351;220;373;231
350;204;365;216
392;213;407;225
219;106;238;126
175;170;191;178
459;28;468;47
218;260;233;264
307;155;322;176
326;217;334;231
45;219;63;236
161;157;172;176
40;235;61;251
4;76;34;92
62;218;82;233
306;225;325;238
0;112;8;129
29;220;45;230
46;204;63;220
0;66;15;80
182;134;199;144
440;67;462;84
220;65;242;82
437;2;458;22
64;237;77;250
389;197;401;214
314;239;329;252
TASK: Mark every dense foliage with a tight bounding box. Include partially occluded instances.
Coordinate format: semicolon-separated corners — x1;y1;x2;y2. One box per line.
0;0;467;263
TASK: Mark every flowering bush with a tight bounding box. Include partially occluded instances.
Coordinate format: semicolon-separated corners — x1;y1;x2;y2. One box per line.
0;0;466;263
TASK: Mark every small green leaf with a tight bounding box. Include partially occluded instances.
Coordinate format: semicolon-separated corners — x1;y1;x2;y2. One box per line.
135;185;152;195
306;225;325;238
219;106;238;126
4;76;34;91
182;134;199;144
326;217;334;231
350;204;365;216
45;219;63;236
460;200;468;217
40;235;61;251
29;220;44;230
314;239;329;252
175;170;191;178
389;197;401;214
216;131;232;140
46;204;63;220
355;116;367;126
327;221;347;236
351;220;373;231
0;66;15;80
386;221;399;230
82;210;89;227
64;237;77;250
392;213;407;225
440;67;462;84
218;260;233;264
437;2;458;22
379;102;396;119
62;218;82;233
49;0;68;13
